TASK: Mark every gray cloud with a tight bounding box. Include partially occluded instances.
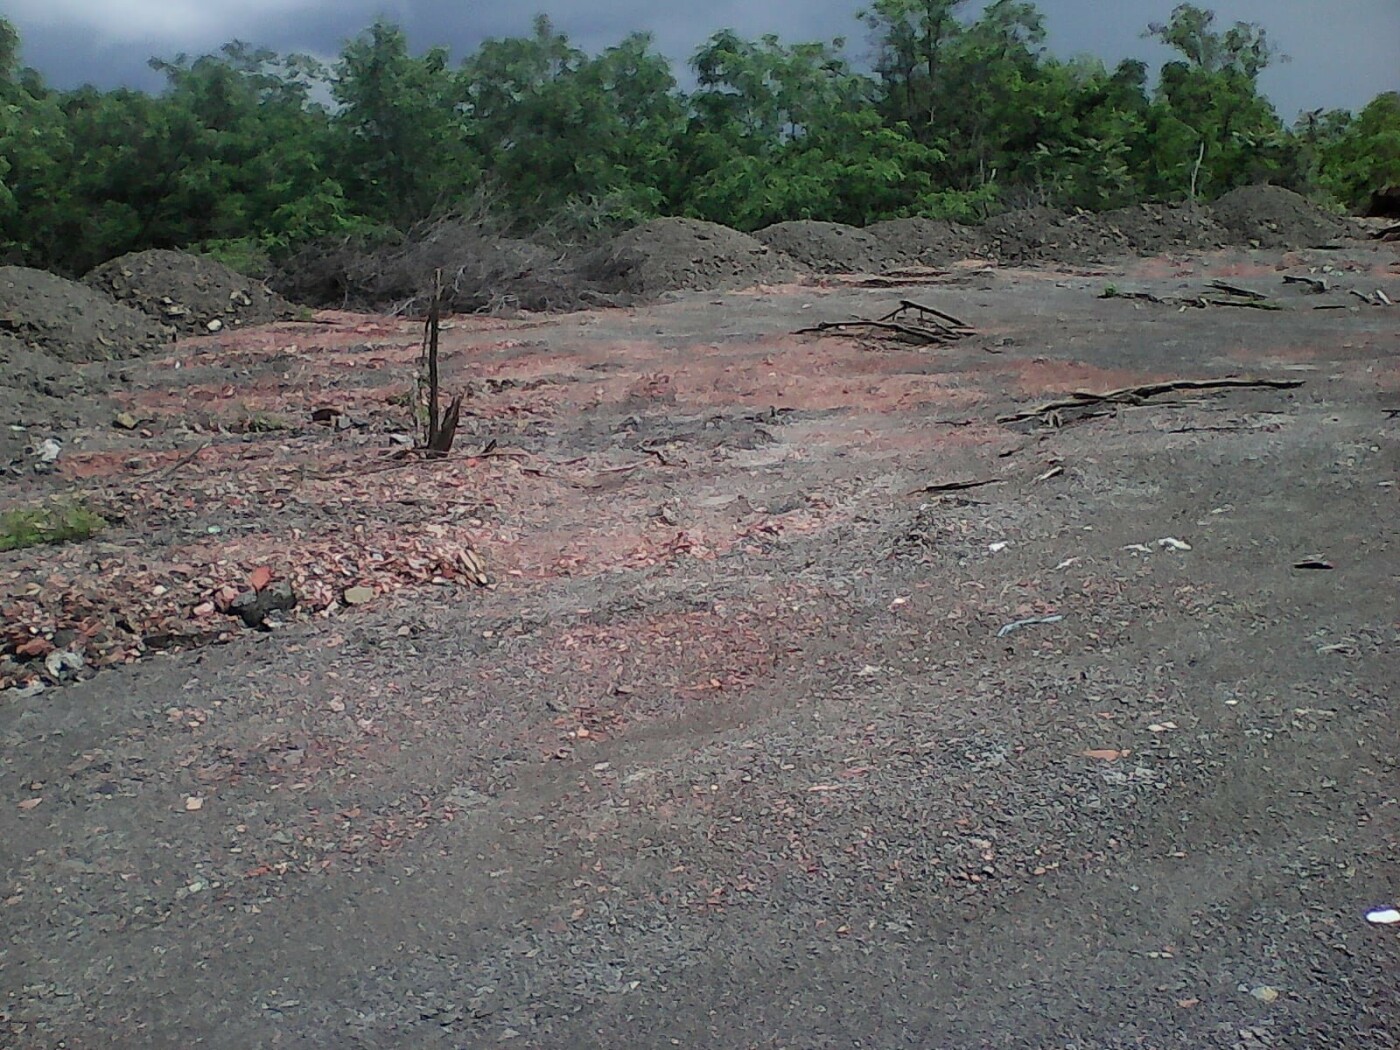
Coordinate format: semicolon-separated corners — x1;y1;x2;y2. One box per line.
8;1;1398;119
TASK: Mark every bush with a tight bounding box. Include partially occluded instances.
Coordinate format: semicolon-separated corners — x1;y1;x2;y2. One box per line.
0;501;107;552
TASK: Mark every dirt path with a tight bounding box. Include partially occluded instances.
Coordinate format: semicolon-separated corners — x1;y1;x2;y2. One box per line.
2;248;1398;1049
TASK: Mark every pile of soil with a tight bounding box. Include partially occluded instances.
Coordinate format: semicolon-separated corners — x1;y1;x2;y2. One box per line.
0;266;171;363
0;336;114;465
585;218;800;297
977;207;1132;264
1098;202;1230;253
753;220;906;274
271;222;606;315
865;217;981;265
1209;185;1355;248
85;249;296;334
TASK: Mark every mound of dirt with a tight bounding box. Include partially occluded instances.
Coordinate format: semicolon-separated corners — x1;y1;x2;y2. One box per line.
865;218;981;265
586;218;801;297
754;221;905;274
1098;203;1229;253
1209;185;1356;248
0;266;171;363
272;222;606;315
978;208;1134;264
0;335;115;465
86;249;295;334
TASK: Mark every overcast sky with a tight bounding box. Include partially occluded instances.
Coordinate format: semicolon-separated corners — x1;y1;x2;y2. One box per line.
7;1;1398;120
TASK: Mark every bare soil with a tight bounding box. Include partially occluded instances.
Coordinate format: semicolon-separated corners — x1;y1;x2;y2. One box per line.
85;249;296;335
1;243;1398;1050
755;220;908;274
1211;186;1358;249
581;217;801;296
0;266;170;363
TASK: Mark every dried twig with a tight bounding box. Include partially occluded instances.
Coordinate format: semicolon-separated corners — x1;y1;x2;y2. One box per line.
1209;280;1269;300
796;299;974;347
908;478;1002;496
998;378;1303;426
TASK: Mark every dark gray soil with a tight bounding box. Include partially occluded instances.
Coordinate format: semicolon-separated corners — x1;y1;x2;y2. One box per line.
2;244;1397;1049
582;217;801;296
755;220;906;273
1098;202;1231;253
1210;186;1357;249
866;217;983;266
977;207;1132;263
85;249;296;335
0;266;171;362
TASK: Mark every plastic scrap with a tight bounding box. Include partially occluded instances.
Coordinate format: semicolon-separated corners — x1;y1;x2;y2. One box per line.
997;614;1064;638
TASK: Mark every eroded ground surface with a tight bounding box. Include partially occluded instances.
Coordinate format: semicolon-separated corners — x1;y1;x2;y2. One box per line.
2;248;1399;1049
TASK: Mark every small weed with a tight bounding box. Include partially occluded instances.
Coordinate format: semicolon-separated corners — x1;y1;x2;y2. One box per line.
1100;284;1120;298
240;412;291;433
0;501;107;552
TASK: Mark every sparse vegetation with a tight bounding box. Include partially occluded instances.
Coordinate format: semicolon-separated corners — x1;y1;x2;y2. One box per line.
0;501;106;552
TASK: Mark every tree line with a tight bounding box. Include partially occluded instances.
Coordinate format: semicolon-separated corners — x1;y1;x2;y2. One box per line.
1;2;1396;277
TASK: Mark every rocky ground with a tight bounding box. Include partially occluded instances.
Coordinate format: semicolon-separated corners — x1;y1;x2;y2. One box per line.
1;242;1398;1049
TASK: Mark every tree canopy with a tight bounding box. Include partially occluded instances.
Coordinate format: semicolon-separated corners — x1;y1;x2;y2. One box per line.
0;4;1393;276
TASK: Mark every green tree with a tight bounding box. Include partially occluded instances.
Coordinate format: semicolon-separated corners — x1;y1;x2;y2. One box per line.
461;18;683;226
332;20;476;225
1144;3;1289;198
680;30;939;228
1313;92;1400;210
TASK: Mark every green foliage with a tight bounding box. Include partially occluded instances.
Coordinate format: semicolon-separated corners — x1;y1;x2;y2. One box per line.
1143;4;1289;198
0;501;106;552
0;7;1386;275
1312;93;1400;210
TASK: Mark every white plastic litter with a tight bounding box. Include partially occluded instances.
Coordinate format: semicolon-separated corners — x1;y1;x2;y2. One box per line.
1366;908;1400;925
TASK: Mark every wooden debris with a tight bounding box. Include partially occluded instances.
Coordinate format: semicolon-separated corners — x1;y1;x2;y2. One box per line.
1202;297;1284;311
1209;280;1269;300
998;378;1304;427
1283;274;1327;294
796;298;975;346
908;478;1002;496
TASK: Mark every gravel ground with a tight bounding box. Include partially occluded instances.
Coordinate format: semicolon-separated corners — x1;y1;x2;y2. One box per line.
1;244;1398;1049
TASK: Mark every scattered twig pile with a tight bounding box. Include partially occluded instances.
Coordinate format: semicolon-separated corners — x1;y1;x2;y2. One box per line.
797;299;976;346
998;377;1304;428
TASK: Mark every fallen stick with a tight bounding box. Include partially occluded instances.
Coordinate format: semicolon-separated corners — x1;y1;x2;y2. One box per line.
908;478;1002;496
1204;297;1284;311
1101;289;1166;303
135;441;211;480
796;319;961;345
1282;274;1327;294
884;299;973;332
998;378;1304;425
1209;280;1269;300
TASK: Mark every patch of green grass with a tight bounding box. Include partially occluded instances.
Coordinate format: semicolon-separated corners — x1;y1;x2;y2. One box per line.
0;501;107;552
238;412;291;433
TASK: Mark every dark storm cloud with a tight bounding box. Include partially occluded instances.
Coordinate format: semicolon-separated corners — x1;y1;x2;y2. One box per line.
7;1;1398;118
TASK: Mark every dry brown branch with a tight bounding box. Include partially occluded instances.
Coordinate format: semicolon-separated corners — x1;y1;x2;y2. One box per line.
998;378;1304;426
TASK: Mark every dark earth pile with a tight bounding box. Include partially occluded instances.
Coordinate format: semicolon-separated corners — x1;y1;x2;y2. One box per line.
977;207;1133;264
271;222;607;315
0;336;118;467
85;249;296;334
585;217;801;296
1209;185;1356;248
754;220;906;274
1097;202;1230;253
0;266;171;363
866;217;981;265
